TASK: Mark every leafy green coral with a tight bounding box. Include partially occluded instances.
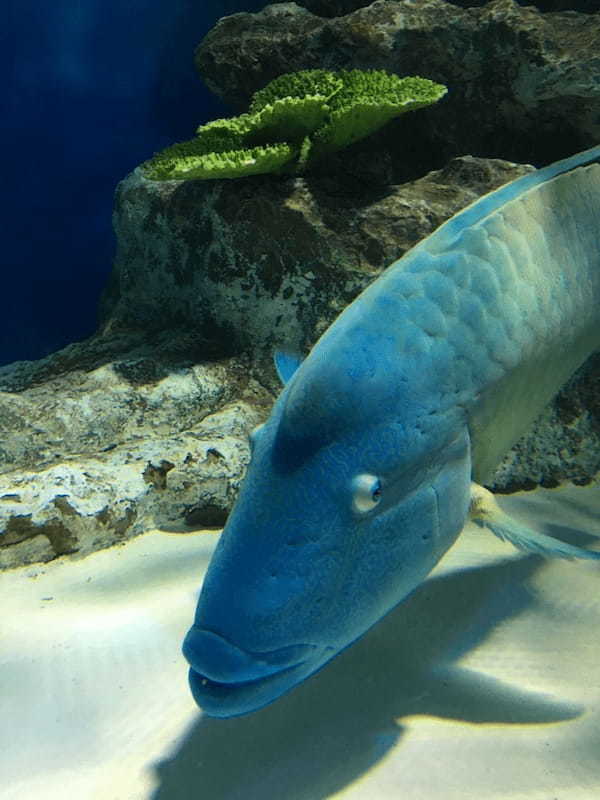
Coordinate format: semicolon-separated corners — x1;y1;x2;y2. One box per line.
248;69;343;114
312;72;447;156
142;69;447;181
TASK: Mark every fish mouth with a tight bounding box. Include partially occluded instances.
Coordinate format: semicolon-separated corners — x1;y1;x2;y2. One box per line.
183;627;329;717
187;661;315;717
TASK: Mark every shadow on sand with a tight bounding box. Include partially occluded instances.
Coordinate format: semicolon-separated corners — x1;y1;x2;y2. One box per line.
150;552;583;800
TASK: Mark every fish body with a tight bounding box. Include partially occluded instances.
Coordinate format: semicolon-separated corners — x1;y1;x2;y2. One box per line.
184;146;600;717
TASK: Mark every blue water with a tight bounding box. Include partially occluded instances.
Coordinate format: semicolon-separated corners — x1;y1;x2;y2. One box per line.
3;1;264;366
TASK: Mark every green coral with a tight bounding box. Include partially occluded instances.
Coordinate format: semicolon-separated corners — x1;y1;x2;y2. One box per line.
142;69;447;181
312;72;447;156
248;69;343;113
145;140;298;181
142;114;299;180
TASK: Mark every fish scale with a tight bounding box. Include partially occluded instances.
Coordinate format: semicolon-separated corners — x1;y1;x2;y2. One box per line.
332;160;600;481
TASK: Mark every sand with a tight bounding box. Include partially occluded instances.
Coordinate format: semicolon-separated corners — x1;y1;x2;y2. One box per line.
2;482;599;799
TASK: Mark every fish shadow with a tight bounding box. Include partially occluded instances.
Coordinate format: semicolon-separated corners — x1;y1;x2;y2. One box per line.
150;553;583;800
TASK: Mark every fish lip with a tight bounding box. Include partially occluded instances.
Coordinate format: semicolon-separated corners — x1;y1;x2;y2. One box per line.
183;628;335;717
190;658;304;692
188;659;316;718
183;626;320;683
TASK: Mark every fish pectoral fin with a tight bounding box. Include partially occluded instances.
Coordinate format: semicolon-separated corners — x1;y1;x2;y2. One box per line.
468;483;600;561
274;350;304;385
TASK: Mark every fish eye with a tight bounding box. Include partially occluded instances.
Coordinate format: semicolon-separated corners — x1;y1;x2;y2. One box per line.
352;474;383;514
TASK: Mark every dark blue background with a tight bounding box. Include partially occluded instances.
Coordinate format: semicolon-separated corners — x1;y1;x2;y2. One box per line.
3;1;264;366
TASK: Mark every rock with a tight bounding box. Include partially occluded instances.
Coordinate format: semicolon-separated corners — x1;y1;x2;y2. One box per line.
491;353;600;493
0;332;272;569
196;0;600;167
96;147;600;496
2;150;598;569
270;1;599;14
2;0;599;569
270;0;373;17
101;155;536;358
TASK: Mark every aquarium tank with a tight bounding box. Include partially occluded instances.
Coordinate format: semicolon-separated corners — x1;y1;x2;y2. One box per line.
2;2;599;799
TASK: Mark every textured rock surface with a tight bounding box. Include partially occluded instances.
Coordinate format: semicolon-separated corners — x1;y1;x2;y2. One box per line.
101;156;535;357
196;0;600;168
0;333;272;569
2;0;599;569
273;1;599;14
2;152;599;569
492;353;600;492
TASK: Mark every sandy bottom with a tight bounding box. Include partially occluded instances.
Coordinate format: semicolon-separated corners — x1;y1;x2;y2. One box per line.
2;483;599;800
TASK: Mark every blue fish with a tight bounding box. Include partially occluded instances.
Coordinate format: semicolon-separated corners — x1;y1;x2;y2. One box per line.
183;146;600;717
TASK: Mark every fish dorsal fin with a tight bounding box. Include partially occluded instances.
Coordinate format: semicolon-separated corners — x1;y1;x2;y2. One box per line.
428;144;600;252
469;483;600;561
274;350;304;385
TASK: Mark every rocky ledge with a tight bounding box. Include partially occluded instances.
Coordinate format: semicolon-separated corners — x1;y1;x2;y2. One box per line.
2;0;599;569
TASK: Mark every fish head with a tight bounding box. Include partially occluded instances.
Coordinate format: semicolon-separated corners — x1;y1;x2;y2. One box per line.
183;344;472;717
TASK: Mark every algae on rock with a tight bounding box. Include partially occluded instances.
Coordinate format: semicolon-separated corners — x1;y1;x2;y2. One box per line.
142;69;447;180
